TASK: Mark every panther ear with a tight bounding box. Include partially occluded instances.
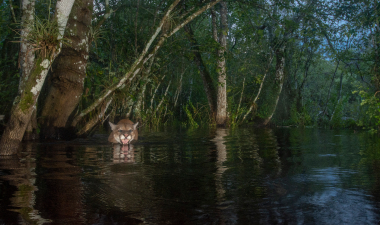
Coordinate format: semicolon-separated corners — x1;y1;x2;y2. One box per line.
133;122;139;130
109;121;117;130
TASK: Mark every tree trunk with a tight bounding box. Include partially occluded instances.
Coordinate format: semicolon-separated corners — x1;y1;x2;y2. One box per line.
296;48;314;112
320;61;340;118
174;72;183;108
0;0;75;155
150;75;165;111
19;0;35;92
155;80;171;114
330;70;344;122
23;109;38;140
39;0;93;140
241;52;274;123
76;97;113;136
261;46;286;126
134;57;155;122
184;25;217;115
19;0;37;140
70;0;221;127
215;2;228;127
134;81;147;122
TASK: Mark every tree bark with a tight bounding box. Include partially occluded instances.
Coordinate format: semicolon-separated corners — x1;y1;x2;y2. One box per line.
215;2;228;127
40;0;93;140
76;97;113;136
0;0;75;155
19;0;35;92
23;109;38;140
19;0;37;140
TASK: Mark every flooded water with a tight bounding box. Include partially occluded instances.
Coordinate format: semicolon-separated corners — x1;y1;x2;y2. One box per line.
1;127;380;224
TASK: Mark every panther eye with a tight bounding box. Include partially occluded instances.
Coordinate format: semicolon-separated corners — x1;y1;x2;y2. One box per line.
129;129;133;132
118;130;122;133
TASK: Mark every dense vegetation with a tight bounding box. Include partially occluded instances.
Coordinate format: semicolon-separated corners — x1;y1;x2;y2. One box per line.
0;0;379;149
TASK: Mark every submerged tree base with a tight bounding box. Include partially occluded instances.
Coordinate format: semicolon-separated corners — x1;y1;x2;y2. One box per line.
0;139;21;156
40;126;78;141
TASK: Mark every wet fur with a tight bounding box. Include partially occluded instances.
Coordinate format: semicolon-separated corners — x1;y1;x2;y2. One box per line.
108;119;138;144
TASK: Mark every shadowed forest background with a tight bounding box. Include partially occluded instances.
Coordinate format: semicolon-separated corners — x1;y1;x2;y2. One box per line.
0;0;379;155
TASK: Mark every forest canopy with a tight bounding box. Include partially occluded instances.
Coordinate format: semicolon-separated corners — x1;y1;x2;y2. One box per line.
0;0;379;155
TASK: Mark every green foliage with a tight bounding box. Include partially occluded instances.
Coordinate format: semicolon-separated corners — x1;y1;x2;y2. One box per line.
0;71;18;114
356;90;380;130
290;105;312;127
184;102;199;128
0;1;20;116
330;99;345;128
17;16;67;59
1;0;380;132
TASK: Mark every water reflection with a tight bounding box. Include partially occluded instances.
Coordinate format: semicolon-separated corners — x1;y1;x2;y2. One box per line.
212;128;228;201
211;128;238;224
0;143;50;224
0;128;380;224
112;144;135;163
36;145;86;224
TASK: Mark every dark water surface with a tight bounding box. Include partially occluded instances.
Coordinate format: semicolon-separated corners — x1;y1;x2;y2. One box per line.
1;127;380;224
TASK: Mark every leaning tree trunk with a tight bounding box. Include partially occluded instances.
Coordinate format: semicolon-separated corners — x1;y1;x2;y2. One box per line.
76;96;113;136
39;0;93;140
134;56;155;122
215;2;228;127
71;0;222;127
18;0;35;93
0;0;75;155
261;45;286;126
18;0;37;141
241;53;274;123
184;25;217;116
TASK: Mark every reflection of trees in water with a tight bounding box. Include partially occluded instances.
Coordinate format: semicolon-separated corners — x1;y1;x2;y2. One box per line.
222;127;285;224
209;128;283;223
260;128;282;176
232;128;263;169
211;128;238;224
212;128;228;202
35;145;86;224
81;144;149;223
0;143;50;224
356;134;380;208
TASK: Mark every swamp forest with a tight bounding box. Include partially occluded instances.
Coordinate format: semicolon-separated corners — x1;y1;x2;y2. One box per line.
2;1;380;224
0;0;379;151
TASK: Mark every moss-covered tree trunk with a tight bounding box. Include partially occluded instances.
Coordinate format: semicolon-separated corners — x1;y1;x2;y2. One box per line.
19;0;35;92
215;2;228;127
39;0;93;140
18;0;37;141
0;0;75;155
